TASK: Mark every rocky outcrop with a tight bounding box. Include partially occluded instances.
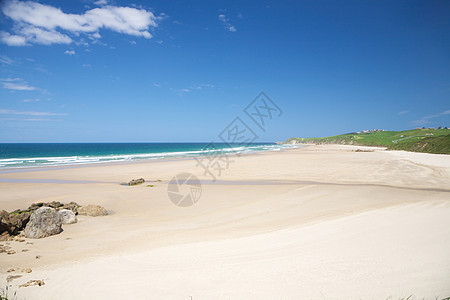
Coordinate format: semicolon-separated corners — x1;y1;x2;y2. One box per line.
128;178;145;186
24;207;63;239
26;201;80;215
78;204;108;217
0;210;31;236
1;201;106;241
61;202;80;214
28;201;64;212
27;202;44;211
0;210;9;234
59;209;77;224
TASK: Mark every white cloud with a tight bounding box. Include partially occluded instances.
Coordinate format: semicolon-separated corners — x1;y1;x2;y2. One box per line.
89;32;101;40
397;110;409;115
179;84;214;94
21;98;40;102
1;77;22;82
218;14;237;32
0;31;28;46
0;78;37;90
64;50;76;55
1;82;36;90
0;117;49;121
191;83;215;90
153;83;161;87
412;109;450;126
21;25;72;45
0;108;67;116
1;0;160;46
93;0;108;6
0;54;15;65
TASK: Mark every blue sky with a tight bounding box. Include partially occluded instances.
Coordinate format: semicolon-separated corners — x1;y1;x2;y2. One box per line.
0;0;449;142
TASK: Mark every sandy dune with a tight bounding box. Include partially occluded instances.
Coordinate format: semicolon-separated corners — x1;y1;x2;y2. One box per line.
1;145;449;299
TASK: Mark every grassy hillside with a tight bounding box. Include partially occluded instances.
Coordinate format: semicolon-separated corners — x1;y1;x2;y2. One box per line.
285;129;450;154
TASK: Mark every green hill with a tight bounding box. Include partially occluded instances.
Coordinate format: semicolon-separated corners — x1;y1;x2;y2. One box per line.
285;128;450;154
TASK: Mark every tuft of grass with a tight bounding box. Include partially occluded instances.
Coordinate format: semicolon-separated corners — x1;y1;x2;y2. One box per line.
0;282;17;300
146;185;154;187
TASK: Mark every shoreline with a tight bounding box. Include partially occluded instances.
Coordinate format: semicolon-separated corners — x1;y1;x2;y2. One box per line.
2;142;447;176
0;144;300;174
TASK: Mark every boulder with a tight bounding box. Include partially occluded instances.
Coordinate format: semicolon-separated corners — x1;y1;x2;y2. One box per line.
28;202;44;211
61;202;80;215
46;201;63;209
0;210;9;234
28;201;64;211
78;204;108;217
8;212;31;235
24;207;63;239
0;210;30;236
128;178;145;186
59;209;77;224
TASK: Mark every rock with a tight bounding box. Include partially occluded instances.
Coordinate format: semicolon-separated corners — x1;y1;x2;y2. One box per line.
7;268;15;272
35;255;41;259
28;202;44;211
24;207;63;239
7;212;31;235
1;209;31;236
128;178;145;186
61;202;80;214
7;275;22;282
0;232;14;241
46;201;63;209
0;232;13;241
0;243;12;253
22;268;32;273
78;204;108;217
7;250;15;255
19;280;45;288
21;249;29;252
0;210;11;235
59;209;77;224
29;201;68;211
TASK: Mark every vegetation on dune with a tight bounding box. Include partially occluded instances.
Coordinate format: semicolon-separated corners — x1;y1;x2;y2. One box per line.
389;134;450;154
285;128;450;154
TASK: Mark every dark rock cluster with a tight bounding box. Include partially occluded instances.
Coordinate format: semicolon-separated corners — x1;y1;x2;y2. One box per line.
1;201;107;241
128;178;145;186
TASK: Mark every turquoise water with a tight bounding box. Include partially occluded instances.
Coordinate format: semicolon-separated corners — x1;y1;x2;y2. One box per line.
0;143;296;169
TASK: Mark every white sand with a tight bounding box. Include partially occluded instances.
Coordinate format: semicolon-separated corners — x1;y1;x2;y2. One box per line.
1;145;449;299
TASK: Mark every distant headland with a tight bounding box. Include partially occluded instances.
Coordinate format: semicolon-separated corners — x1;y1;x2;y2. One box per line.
285;128;450;154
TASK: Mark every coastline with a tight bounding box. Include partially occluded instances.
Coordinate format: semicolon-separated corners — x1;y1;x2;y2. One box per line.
0;143;295;171
1;144;449;299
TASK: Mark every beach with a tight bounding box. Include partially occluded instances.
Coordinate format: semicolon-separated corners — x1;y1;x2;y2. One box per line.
1;145;450;299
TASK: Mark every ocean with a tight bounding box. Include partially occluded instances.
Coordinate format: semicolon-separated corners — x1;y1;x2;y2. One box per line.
0;142;296;169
